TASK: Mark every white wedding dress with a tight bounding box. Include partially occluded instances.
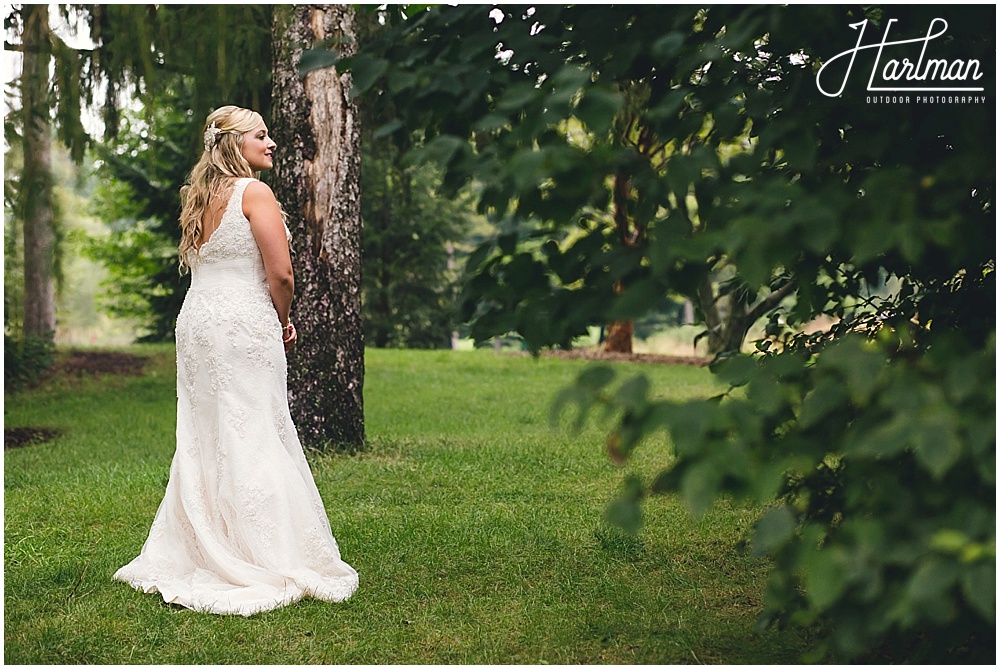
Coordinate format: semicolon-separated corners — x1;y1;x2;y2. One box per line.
114;177;359;615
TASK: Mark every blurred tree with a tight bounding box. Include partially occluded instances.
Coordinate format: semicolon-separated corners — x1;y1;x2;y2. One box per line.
14;5;56;338
360;141;473;349
85;6;473;349
348;5;801;356
87;6;272;342
348;4;995;661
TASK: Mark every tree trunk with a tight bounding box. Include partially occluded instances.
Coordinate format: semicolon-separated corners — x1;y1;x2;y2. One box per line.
603;172;639;353
271;5;364;451
603;319;634;354
21;5;56;339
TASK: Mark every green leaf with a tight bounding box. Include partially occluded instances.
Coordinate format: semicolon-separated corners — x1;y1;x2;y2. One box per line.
665;153;699;200
578;365;616;391
298;48;341;78
818;337;887;404
782;126;817;171
651;32;684;60
615;374;650;412
473;113;508;132
929;530;969;554
496;81;539;113
746;373;784;416
851;413;914;459
659;400;716;457
907;557;959;618
680;460;721;518
346;54;390;100
399;4;432;19
547;65;589;109
799;382;848;429
961;563;995;622
373;120;403;139
712;354;757;387
507;149;548;192
575;88;623;135
804;548;848;611
752;506;797;556
608;277;663;320
387;68;418;93
912;409;962;479
604;476;644;535
409;135;466;168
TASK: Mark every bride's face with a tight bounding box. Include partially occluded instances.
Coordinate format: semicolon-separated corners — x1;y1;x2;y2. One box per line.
241;121;276;171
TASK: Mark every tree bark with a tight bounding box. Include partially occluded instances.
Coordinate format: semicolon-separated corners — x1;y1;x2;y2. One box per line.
271;5;364;451
21;5;56;339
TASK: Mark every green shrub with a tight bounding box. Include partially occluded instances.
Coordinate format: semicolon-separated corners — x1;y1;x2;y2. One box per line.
4;333;56;391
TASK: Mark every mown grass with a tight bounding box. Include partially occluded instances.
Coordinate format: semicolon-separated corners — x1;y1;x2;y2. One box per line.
5;346;813;664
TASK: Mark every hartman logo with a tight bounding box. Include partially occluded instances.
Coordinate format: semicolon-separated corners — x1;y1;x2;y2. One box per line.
816;18;986;101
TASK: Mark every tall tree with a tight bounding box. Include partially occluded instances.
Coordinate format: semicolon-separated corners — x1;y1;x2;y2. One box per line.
18;5;56;338
271;4;364;450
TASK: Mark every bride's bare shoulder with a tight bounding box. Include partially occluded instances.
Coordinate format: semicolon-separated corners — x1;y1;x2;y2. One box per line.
242;180;280;218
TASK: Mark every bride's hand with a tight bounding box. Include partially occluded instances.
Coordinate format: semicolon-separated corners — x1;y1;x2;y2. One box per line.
282;322;297;352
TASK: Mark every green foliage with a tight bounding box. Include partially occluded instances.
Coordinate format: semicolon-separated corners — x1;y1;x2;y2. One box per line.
360;144;471;348
4;143;27;333
351;4;996;661
355;10;474;349
5;140;82;337
558;328;995;661
3;333;55;391
47;5;274;151
5;5;274;342
84;6;475;347
86;97;193;342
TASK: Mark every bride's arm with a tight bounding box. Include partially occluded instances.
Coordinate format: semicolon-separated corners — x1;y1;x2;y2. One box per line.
245;181;295;333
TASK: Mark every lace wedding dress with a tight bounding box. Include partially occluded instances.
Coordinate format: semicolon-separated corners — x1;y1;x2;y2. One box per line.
114;177;359;615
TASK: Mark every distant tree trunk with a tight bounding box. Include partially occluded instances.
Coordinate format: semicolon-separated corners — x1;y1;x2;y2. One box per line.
271;4;364;451
21;5;56;339
447;241;460;350
603;281;634;353
683;299;694;325
603;172;641;354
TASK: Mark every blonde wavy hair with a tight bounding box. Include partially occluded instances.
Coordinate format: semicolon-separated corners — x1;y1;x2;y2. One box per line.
178;105;264;271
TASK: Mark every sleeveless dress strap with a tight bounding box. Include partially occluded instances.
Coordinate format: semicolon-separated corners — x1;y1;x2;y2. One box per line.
231;177;256;211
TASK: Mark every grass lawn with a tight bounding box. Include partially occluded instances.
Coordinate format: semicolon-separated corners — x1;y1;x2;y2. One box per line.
4;346;813;663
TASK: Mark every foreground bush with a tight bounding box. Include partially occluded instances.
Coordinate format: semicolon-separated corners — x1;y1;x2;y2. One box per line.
562;327;994;661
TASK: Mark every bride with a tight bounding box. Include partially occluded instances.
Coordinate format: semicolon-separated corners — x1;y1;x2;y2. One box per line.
114;105;359;615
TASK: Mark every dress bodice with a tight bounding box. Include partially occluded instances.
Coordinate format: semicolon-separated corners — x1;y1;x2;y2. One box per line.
187;178;267;290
